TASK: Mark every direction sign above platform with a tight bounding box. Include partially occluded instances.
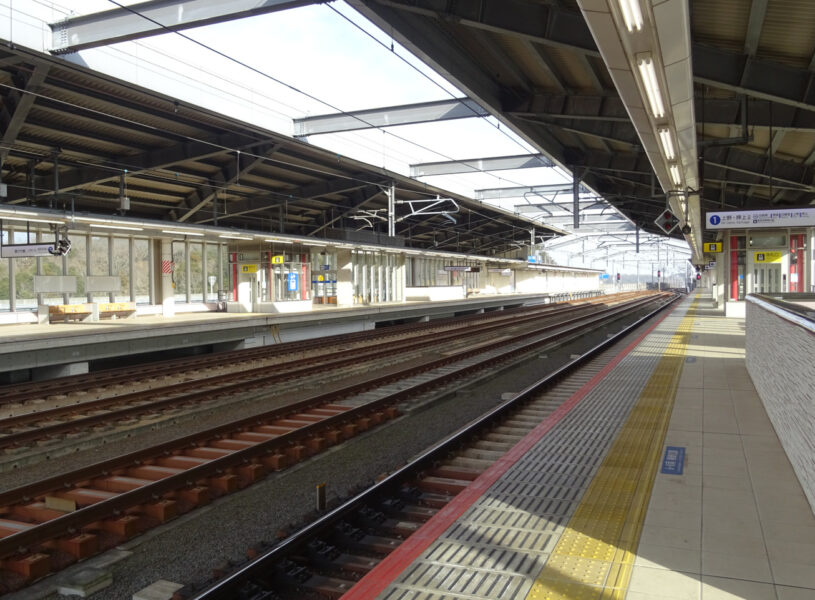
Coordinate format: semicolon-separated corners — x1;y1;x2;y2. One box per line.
654;209;680;235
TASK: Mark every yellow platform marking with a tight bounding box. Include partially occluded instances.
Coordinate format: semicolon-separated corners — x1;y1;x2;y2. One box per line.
526;301;697;600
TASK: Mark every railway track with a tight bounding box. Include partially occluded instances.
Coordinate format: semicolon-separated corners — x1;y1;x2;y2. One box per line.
0;293;633;414
185;292;679;600
0;297;639;454
0;293;669;592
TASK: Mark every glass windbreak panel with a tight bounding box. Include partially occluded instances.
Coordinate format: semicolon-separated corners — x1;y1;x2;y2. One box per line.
172;242;187;302
67;234;87;303
189;243;204;302
272;261;309;301
0;229;8;310
112;237;130;301
38;231;64;306
311;252;337;304
205;244;219;301
133;239;150;304
90;235;110;303
12;230;36;309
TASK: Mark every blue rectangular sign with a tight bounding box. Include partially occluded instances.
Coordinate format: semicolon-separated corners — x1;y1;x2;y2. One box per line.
287;272;298;292
661;446;685;475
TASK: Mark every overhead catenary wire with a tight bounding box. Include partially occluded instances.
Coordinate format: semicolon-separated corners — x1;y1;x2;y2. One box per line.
1;1;615;237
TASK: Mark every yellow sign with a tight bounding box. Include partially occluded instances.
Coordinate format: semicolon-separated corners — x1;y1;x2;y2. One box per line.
704;242;722;253
240;264;258;273
754;251;782;263
271;255;285;264
317;275;325;282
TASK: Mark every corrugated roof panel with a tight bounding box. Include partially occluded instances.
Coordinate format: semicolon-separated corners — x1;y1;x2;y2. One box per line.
758;0;815;67
30;103;172;149
692;0;749;53
775;130;815;160
22;119;135;156
493;35;563;91
49;67;228;137
543;46;599;92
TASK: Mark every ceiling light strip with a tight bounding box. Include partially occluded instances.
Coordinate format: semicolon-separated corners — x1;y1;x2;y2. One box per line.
636;55;665;119
618;0;643;32
657;127;676;161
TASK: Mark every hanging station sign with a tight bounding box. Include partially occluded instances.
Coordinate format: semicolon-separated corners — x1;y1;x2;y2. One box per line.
707;208;815;229
0;243;56;258
240;264;258;274
703;242;722;253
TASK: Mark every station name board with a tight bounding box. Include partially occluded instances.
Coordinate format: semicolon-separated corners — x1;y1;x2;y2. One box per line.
707;208;815;229
444;266;480;272
0;243;55;258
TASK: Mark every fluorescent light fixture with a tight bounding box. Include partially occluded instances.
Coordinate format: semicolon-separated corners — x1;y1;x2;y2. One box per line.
75;216;122;223
0;215;64;224
219;234;253;240
263;237;294;244
90;223;143;231
636;54;665;119
162;229;204;237
658;127;676;160
618;0;643;32
0;208;45;218
299;241;327;247
669;164;682;186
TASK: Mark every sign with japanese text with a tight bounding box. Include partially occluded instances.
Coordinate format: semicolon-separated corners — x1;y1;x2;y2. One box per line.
240;264;258;274
703;242;722;253
0;243;55;258
754;251;782;263
707;208;815;229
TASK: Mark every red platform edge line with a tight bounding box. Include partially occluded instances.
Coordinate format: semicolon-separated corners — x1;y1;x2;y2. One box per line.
341;299;682;599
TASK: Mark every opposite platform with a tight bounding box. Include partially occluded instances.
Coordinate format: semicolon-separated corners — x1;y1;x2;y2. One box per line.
342;294;815;600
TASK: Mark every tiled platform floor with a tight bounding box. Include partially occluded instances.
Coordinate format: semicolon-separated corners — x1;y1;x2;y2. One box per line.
629;295;815;600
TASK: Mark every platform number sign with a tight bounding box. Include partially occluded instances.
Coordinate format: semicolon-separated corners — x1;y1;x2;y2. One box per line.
654;209;680;235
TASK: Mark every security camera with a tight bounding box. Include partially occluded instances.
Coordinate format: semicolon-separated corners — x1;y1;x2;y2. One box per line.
681;224;691;235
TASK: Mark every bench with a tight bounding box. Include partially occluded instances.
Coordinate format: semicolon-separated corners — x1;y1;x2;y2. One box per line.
97;301;137;320
47;303;94;323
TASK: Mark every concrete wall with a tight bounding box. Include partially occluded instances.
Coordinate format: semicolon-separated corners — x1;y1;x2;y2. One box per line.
746;296;815;514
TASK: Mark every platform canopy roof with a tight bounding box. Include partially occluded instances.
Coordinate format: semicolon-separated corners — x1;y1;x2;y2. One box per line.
347;0;815;262
0;41;557;256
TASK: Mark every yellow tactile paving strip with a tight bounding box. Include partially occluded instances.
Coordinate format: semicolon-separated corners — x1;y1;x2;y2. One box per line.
526;300;697;600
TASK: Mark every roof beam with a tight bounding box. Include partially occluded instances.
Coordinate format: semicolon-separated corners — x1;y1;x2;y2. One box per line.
377;0;815;114
178;143;283;222
410;154;553;177
0;64;50;169
522;40;567;93
7;132;266;200
371;0;600;56
744;0;769;58
293;98;488;137
694;45;815;112
49;0;326;54
476;183;590;201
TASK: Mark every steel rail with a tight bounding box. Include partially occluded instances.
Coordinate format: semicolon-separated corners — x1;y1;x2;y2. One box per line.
189;293;679;599
0;301;597;439
0;295;664;558
0;295;607;405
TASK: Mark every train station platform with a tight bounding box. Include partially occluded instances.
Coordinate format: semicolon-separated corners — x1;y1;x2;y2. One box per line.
344;293;815;600
0;292;588;382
